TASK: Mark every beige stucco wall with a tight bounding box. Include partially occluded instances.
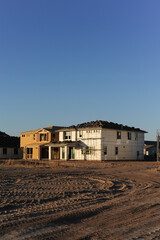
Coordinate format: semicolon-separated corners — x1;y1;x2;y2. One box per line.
102;129;144;160
0;148;22;159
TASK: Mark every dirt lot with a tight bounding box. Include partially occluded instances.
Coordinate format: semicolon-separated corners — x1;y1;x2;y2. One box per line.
0;161;160;240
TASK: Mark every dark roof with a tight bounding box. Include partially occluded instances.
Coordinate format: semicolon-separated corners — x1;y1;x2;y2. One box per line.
0;136;20;148
71;120;146;133
44;126;65;132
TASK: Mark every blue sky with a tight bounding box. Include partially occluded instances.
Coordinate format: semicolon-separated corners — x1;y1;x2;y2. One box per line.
0;0;160;140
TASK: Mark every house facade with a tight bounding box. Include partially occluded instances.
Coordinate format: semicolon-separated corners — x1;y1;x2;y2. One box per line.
0;131;22;159
20;126;64;160
20;121;146;161
57;121;145;161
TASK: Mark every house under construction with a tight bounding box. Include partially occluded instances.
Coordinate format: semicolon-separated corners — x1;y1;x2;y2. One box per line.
20;120;146;161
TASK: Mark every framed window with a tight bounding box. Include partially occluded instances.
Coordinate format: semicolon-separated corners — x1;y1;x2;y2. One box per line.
128;132;132;140
64;131;71;140
117;131;121;139
40;134;47;141
40;134;44;141
115;147;118;155
14;148;18;155
33;134;35;140
27;148;33;159
81;147;95;155
27;148;33;154
3;148;7;155
52;133;56;141
135;132;138;140
22;135;25;137
104;147;107;155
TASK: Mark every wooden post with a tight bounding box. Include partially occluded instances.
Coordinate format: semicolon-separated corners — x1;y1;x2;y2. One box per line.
49;146;52;160
157;130;159;162
24;147;27;160
38;146;40;160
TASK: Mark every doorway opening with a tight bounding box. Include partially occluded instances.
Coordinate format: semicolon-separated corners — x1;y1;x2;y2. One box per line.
69;147;75;160
41;147;48;159
52;147;60;160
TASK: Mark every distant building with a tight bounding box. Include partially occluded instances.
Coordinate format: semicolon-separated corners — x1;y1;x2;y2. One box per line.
0;131;22;159
20;121;146;161
144;141;157;160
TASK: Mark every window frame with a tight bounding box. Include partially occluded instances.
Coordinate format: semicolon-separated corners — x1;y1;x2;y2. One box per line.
135;132;138;141
3;148;7;155
115;147;118;155
117;131;121;139
81;147;95;155
52;133;56;141
128;132;132;140
64;131;72;140
40;134;47;141
104;146;107;155
27;148;33;159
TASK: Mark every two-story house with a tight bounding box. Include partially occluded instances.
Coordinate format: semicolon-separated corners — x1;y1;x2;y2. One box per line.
20;126;64;160
55;121;146;161
20;121;146;161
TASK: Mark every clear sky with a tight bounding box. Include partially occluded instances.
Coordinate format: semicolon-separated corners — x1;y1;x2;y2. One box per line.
0;0;160;140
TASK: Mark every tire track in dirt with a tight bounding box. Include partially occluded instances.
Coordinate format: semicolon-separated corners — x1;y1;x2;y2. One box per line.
0;162;160;240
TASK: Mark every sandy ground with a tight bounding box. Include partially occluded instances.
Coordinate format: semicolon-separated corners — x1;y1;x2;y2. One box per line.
0;161;160;240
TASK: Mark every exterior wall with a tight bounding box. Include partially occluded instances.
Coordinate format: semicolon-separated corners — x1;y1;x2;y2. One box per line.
23;146;40;160
59;130;76;141
20;129;55;160
102;129;144;160
59;129;102;161
20;129;51;148
60;146;68;160
59;128;144;161
59;132;64;142
20;131;38;147
76;129;102;160
32;147;39;159
21;127;145;161
0;148;22;159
